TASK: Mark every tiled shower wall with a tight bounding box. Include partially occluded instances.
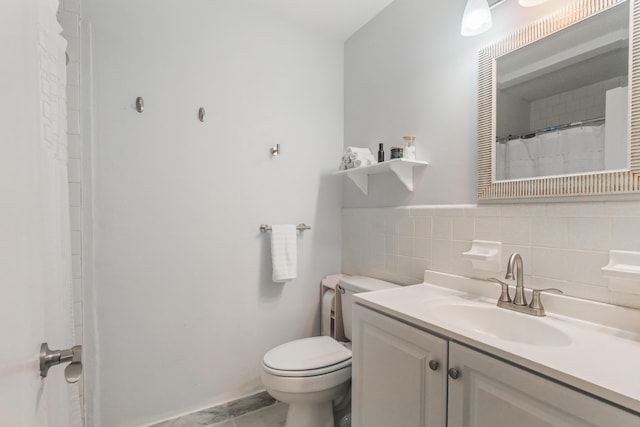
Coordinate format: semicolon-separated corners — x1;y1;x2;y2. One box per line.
342;201;640;309
58;0;84;411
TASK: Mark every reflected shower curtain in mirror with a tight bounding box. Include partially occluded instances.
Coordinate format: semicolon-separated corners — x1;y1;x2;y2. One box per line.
496;125;605;180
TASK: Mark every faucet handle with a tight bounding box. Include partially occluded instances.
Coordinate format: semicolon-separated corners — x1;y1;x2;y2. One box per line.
489;277;512;303
529;288;563;314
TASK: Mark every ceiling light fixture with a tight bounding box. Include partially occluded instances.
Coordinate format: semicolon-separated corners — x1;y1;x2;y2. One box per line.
461;0;493;36
461;0;550;36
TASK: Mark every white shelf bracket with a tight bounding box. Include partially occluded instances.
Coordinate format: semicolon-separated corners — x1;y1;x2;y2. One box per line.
347;171;369;195
388;161;414;191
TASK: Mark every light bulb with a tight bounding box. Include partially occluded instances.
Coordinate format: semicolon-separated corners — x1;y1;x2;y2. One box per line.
461;0;493;36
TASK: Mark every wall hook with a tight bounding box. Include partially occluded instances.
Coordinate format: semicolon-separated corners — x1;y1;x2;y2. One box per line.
271;144;280;157
136;97;144;113
198;107;206;122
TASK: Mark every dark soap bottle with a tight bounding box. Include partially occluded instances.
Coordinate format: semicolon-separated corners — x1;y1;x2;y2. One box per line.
378;143;384;162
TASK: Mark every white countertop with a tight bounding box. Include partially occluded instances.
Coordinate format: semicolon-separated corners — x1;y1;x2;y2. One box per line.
353;271;640;414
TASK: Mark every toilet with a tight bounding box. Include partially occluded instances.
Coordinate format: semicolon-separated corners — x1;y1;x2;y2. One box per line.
261;276;400;427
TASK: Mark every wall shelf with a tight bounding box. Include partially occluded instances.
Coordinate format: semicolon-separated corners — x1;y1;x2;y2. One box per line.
336;159;428;195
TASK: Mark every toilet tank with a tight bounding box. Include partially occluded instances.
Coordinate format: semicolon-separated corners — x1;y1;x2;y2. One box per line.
338;276;400;341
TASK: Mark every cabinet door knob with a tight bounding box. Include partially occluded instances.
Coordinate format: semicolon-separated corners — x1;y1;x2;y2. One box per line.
448;368;461;380
428;360;440;371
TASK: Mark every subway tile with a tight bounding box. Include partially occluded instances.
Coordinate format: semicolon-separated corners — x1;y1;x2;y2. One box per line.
385;254;399;275
433;206;468;216
398;236;414;257
546;202;604;217
432;240;453;274
501;216;531;245
452;216;474;241
414;238;431;260
370;215;385;233
412;258;431;280
432;216;452;240
611;217;640;251
398;256;413;278
385;235;399;255
500;203;546;217
414;216;432;238
568;250;609;287
532;217;568;248
531;247;572;281
399;216;414;236
385;215;399;235
465;205;500;217
452;240;474;278
474;217;501;241
567;217;610;251
605;201;640;217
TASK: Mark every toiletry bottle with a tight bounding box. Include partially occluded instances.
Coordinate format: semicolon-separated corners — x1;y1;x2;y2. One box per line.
403;135;416;160
378;143;384;162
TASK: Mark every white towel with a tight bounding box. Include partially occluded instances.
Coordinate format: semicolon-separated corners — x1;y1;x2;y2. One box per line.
270;224;297;283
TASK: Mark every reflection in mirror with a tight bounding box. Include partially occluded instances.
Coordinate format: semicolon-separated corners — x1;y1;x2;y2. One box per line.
495;2;629;181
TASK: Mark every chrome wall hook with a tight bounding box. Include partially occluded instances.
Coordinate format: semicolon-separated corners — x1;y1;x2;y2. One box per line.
135;97;144;113
271;144;280;157
198;107;206;122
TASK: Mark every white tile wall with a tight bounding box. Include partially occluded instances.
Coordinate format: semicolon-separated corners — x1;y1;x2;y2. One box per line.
530;77;627;131
343;201;640;309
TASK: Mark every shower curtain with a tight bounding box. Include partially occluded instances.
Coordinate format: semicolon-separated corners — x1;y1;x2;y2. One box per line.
496;124;605;180
38;0;82;425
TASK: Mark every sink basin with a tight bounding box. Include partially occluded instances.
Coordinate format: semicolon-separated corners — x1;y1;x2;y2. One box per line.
429;303;572;346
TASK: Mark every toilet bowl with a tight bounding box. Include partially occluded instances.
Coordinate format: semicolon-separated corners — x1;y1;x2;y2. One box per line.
261;276;399;427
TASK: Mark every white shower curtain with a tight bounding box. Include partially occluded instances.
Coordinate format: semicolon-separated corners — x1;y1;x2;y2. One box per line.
496;124;605;180
38;0;82;425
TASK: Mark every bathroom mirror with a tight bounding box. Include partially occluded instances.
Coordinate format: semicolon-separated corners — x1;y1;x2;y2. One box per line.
477;0;640;199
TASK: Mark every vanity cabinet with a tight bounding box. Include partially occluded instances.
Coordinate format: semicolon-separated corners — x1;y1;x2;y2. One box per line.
351;304;447;427
352;304;640;427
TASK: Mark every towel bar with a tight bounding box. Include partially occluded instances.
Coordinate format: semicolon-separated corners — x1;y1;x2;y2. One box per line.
260;223;311;233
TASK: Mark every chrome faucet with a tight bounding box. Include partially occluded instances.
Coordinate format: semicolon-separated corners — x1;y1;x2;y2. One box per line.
490;252;564;317
505;253;527;306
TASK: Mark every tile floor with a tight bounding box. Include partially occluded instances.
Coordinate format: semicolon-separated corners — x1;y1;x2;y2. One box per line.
150;390;351;427
151;392;286;427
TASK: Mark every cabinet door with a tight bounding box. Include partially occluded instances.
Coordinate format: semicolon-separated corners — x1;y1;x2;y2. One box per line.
448;342;640;427
352;305;447;427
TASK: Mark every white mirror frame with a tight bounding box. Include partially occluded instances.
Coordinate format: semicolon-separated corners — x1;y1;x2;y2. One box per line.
478;0;640;199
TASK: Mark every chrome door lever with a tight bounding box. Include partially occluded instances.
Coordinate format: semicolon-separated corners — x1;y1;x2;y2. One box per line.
40;343;83;383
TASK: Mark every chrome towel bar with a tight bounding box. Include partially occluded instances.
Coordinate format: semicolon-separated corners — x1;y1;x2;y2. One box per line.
260;223;311;233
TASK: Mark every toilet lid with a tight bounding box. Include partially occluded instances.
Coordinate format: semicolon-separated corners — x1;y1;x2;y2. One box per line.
263;336;351;373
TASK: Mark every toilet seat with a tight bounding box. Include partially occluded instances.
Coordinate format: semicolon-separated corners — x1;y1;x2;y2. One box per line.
263;336;352;378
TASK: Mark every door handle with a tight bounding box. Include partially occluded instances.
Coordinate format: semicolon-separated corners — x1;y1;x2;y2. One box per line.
39;343;83;383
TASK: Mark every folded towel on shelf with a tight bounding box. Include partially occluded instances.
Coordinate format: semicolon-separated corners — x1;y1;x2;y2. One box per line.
339;147;376;170
270;224;297;283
